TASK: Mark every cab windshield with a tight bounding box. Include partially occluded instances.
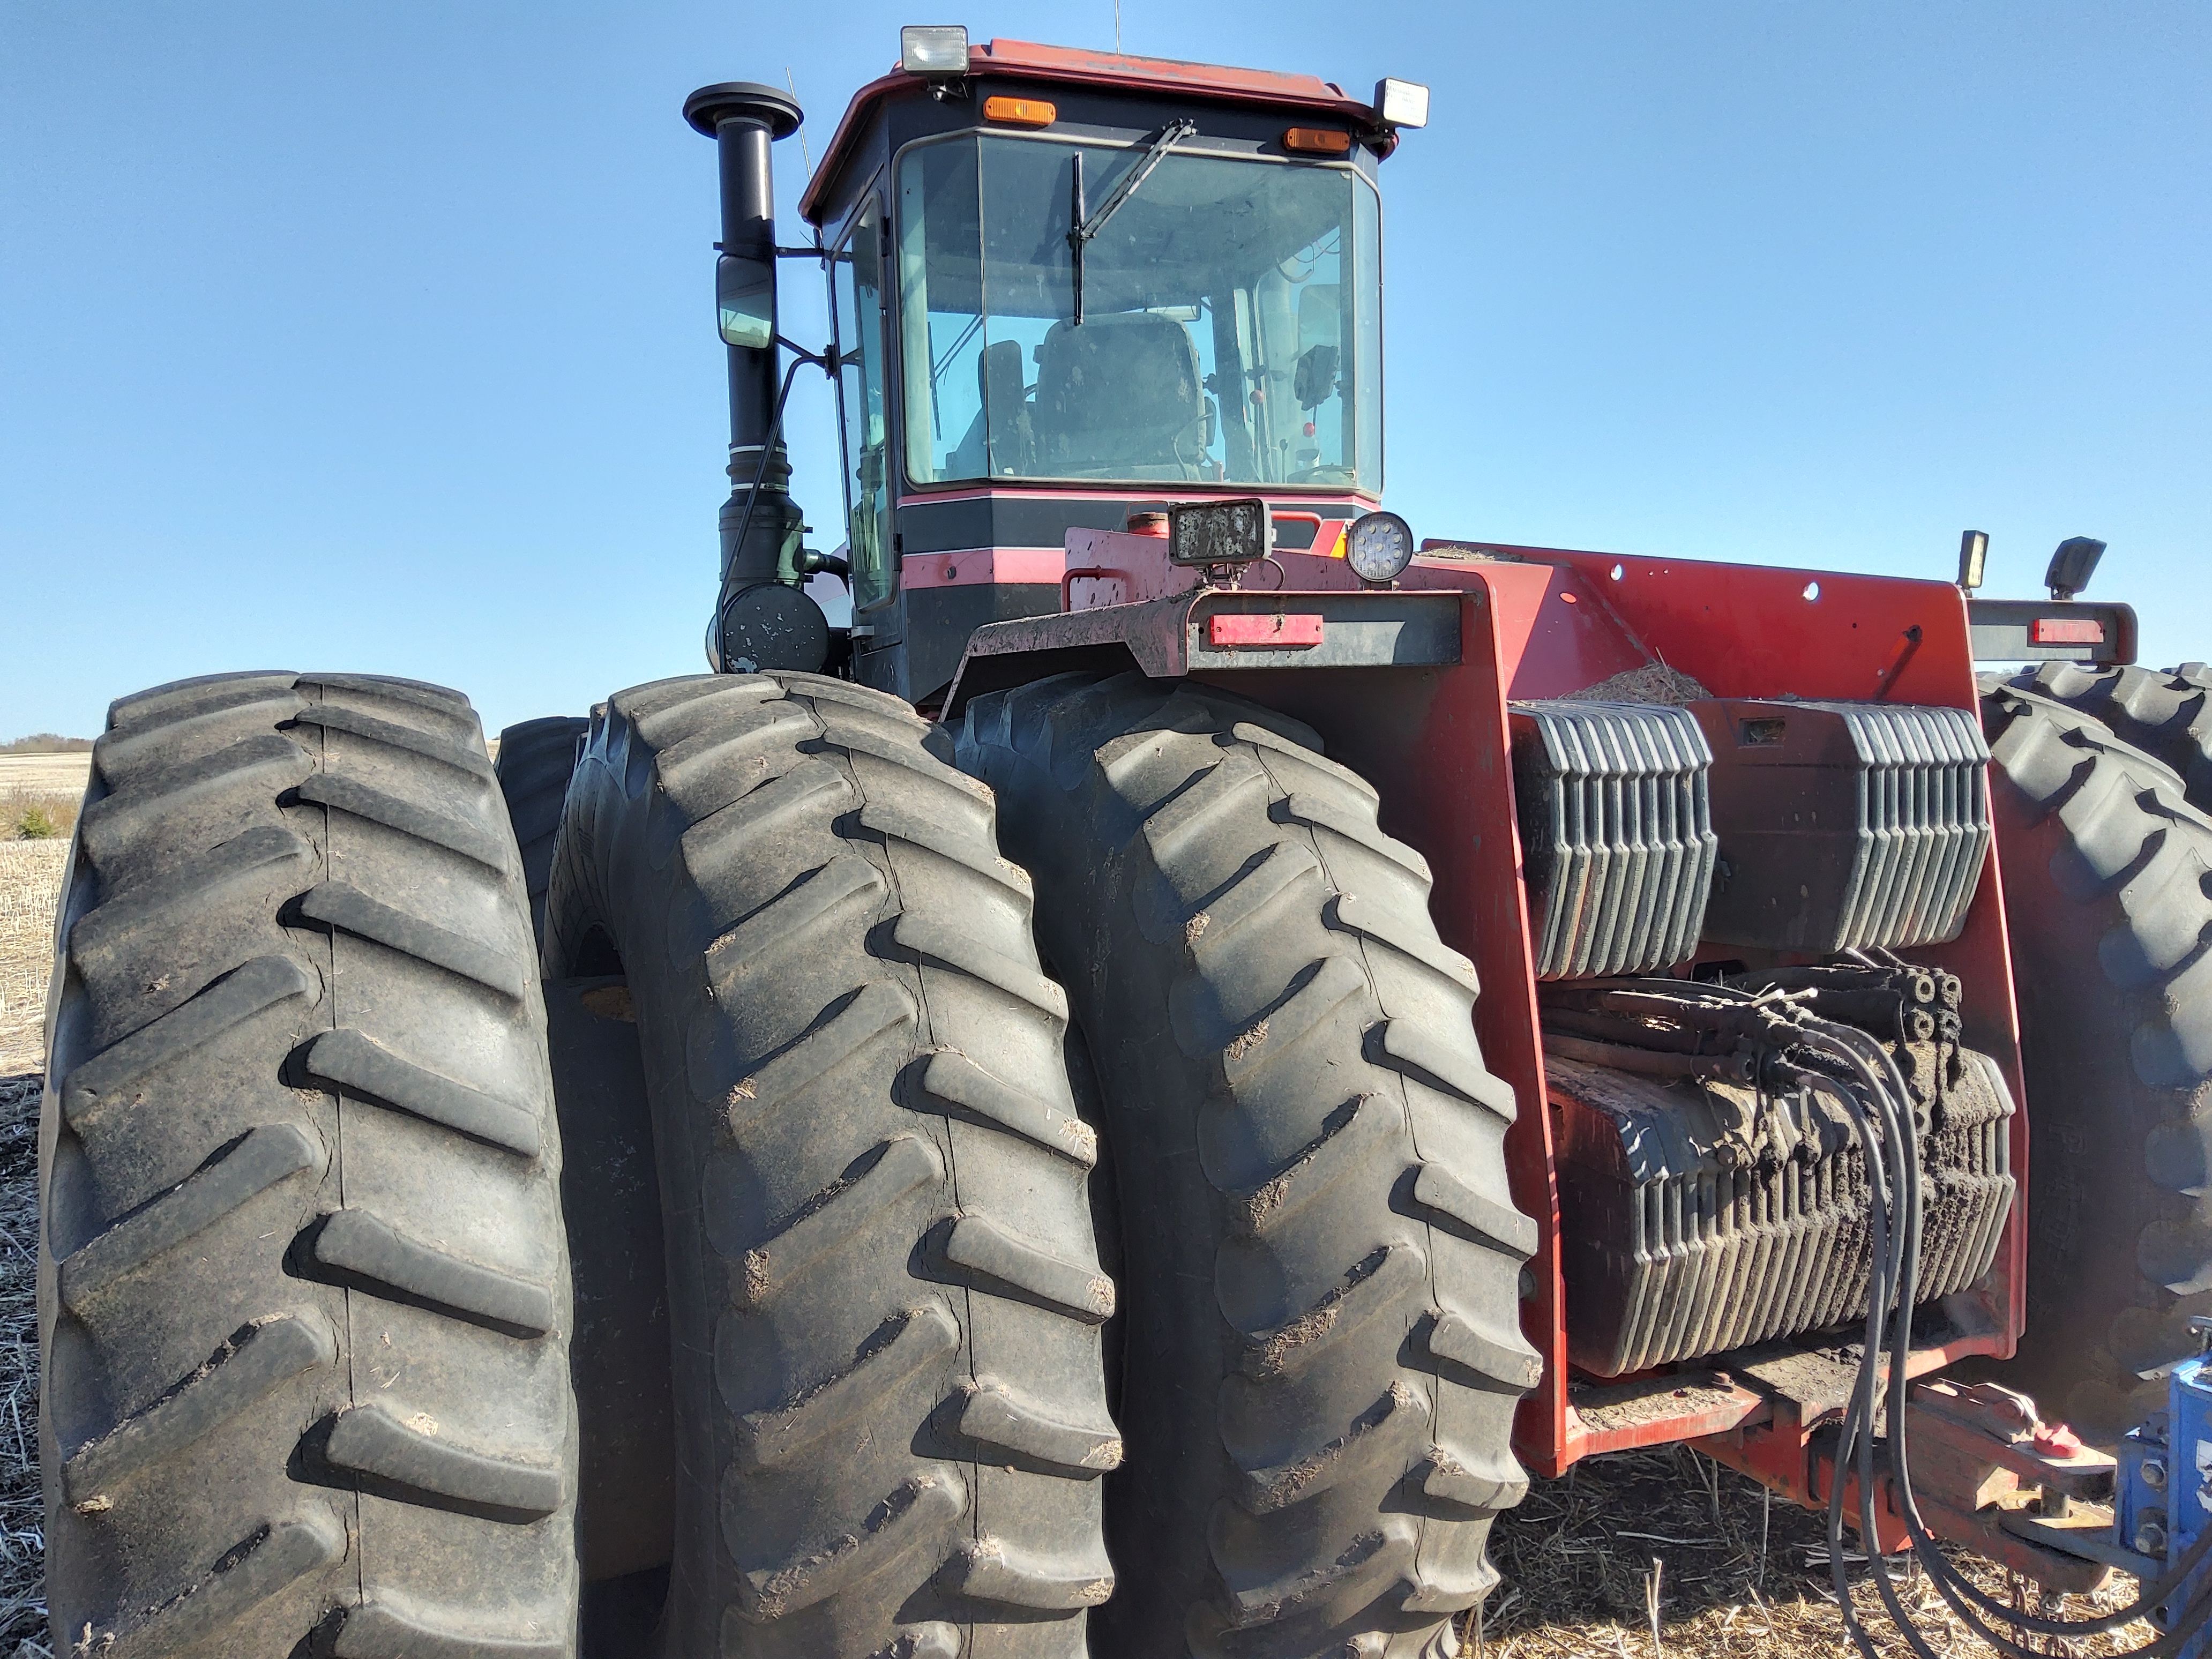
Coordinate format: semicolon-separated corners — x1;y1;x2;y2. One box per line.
896;132;1381;491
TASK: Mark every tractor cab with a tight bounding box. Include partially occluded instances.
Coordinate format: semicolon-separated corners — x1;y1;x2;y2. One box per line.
788;34;1428;704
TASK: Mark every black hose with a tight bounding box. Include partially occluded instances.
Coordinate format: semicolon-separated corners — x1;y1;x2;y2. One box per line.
712;347;832;669
1542;978;2212;1657
1812;1018;2163;1641
1804;1013;2212;1657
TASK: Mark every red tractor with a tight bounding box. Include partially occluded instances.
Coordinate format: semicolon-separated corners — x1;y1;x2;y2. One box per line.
39;28;2211;1659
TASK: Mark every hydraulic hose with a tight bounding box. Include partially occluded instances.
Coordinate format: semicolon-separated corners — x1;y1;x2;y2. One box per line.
1537;972;2212;1658
1804;1010;2212;1658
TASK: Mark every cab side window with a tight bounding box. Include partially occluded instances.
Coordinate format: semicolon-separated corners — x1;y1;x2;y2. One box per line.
832;197;894;610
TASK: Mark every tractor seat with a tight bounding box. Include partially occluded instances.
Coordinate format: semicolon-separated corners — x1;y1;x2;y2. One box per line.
980;338;1033;474
947;338;1036;479
1031;312;1208;480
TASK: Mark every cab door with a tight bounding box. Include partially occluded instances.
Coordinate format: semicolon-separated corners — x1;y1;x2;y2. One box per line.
830;192;895;614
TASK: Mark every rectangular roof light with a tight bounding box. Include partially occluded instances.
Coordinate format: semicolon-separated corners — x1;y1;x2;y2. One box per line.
1374;77;1430;129
901;25;969;76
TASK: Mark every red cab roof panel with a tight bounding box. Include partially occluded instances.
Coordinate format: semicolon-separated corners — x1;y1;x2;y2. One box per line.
798;37;1382;223
968;38;1367;112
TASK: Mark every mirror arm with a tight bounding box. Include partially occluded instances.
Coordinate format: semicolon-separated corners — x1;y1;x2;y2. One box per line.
774;335;838;373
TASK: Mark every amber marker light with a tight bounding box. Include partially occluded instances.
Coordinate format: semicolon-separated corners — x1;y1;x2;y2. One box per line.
983;96;1057;127
1282;127;1352;154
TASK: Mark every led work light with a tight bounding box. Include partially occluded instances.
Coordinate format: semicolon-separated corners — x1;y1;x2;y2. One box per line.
1346;511;1415;585
1957;530;1989;594
1170;498;1271;569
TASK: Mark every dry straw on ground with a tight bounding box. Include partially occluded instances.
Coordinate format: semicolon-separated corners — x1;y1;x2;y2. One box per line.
0;1075;44;1655
0;848;64;1079
1474;1442;2157;1657
0;756;88;849
1;802;73;846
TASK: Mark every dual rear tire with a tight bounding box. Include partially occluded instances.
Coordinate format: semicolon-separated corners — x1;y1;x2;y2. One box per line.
39;672;578;1656
539;673;1116;1656
41;667;1536;1657
1985;665;2212;1439
958;673;1536;1658
511;671;1540;1656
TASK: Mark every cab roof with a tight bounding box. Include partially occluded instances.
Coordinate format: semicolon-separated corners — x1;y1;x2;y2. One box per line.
797;37;1387;224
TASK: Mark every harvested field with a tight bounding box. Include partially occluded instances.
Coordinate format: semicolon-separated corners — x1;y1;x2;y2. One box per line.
0;816;2166;1657
0;758;88;799
0;754;86;853
0;847;63;1078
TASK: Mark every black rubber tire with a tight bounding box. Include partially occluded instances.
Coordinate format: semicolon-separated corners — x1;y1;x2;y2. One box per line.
497;715;589;947
958;672;1539;1659
39;671;578;1656
541;671;1116;1659
2006;663;2212;812
1985;678;2212;1439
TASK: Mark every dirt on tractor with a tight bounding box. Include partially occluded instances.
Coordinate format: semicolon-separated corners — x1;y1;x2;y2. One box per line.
0;823;2161;1659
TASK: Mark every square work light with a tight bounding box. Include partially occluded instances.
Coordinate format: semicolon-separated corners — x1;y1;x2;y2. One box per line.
901;25;969;75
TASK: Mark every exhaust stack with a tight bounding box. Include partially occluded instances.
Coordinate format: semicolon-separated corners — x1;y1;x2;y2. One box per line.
684;81;826;673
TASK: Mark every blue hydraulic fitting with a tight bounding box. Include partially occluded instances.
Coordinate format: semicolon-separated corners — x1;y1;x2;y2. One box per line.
2118;1316;2212;1654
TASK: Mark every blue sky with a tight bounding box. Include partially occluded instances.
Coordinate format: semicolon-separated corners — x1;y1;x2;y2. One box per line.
2;3;2204;739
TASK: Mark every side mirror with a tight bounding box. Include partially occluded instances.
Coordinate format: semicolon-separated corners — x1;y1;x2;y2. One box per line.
717;255;775;350
2045;536;2106;601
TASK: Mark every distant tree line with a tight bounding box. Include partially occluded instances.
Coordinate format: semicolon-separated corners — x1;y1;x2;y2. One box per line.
2;734;93;753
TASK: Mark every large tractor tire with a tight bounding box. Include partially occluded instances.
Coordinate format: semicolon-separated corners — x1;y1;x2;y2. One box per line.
958;673;1539;1659
540;672;1116;1659
497;715;589;946
1986;676;2212;1439
40;671;578;1655
2005;663;2212;810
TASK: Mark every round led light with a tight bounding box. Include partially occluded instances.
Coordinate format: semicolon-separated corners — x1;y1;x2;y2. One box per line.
1345;511;1415;585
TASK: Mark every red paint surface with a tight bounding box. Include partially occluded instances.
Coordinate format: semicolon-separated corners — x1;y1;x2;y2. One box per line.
1207;612;1325;647
894;485;1372;513
1063;528;1191;606
1270;512;1350;560
902;548;1068;588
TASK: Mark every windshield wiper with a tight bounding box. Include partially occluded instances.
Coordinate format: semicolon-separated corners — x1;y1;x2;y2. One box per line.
1067;119;1197;325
